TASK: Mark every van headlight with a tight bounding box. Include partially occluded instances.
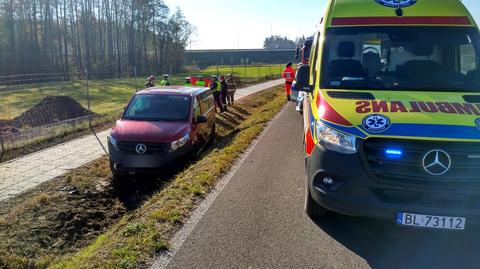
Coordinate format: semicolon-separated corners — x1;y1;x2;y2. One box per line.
315;120;356;154
108;135;118;149
170;134;190;152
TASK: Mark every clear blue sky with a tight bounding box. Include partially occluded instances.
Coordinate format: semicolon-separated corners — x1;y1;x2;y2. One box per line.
163;0;480;50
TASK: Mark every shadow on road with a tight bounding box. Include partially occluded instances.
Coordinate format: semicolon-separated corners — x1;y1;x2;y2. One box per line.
313;214;480;269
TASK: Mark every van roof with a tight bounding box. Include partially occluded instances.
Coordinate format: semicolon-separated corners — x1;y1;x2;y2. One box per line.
137;86;210;96
325;0;476;28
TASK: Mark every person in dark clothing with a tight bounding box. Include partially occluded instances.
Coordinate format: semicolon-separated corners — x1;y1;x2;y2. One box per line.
210;76;225;113
144;75;156;88
226;74;236;106
219;75;228;111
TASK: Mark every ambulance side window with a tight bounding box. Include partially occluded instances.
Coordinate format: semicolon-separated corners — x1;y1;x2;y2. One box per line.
311;32;321;88
460;43;477;75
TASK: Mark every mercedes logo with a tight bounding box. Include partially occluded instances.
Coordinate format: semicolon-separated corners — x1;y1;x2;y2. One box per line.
422;150;452;176
135;144;147;155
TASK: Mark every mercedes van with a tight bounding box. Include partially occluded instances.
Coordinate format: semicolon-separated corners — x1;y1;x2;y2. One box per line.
296;0;480;230
108;87;215;176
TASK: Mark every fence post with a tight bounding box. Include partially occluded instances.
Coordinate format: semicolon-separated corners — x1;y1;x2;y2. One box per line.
85;69;92;129
85;68;110;156
0;133;4;163
216;63;219;77
134;67;138;92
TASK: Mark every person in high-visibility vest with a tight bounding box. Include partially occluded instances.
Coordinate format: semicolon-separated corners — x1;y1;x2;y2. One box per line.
282;62;295;101
184;76;192;87
195;76;206;87
210;76;225;113
144;75;156;88
159;74;170;86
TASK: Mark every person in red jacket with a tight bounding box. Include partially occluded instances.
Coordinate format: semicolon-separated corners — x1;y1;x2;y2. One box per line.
282;62;295;101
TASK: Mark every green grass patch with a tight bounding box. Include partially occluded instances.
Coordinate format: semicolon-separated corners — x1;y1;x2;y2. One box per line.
48;87;286;269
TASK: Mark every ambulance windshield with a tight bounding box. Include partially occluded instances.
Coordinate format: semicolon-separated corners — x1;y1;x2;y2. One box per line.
322;26;480;92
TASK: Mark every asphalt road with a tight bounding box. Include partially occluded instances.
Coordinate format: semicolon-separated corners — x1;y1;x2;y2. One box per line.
166;103;480;269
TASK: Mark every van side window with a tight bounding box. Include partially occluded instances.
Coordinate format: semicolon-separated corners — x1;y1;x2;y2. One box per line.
199;92;214;114
193;96;201;118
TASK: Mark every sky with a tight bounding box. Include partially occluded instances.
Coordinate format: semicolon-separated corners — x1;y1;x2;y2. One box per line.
163;0;480;50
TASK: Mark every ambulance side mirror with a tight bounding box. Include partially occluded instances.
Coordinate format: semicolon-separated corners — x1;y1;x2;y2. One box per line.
296;65;313;93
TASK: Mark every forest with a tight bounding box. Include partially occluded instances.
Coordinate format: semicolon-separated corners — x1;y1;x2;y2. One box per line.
0;0;194;78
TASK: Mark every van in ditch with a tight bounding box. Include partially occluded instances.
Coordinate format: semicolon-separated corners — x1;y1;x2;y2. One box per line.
108;87;216;177
296;0;480;230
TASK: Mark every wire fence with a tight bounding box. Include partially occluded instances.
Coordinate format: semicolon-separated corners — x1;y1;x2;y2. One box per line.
0;63;283;163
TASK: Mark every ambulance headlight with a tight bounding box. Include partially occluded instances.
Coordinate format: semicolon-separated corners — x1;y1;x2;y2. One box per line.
315;121;357;154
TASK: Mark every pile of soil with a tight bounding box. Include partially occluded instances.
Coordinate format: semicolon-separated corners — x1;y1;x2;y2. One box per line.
0;96;94;135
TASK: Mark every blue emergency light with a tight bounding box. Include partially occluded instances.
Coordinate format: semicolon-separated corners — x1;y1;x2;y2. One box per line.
385;148;403;159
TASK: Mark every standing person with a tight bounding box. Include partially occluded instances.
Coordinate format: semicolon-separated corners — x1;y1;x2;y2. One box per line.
226;74;236;106
184;76;192;86
144;75;156;88
195;76;206;87
282;62;295;101
159;74;170;86
219;75;228;111
210;76;225;113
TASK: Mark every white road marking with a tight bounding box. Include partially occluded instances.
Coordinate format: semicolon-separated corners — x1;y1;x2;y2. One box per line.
150;105;288;269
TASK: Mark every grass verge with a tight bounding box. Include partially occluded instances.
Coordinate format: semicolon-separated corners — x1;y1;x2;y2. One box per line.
0;86;286;269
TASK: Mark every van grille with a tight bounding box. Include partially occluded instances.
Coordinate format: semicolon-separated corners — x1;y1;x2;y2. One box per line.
362;138;480;186
117;141;169;155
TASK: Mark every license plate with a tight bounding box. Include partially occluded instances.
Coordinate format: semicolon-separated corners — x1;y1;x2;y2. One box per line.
396;212;466;230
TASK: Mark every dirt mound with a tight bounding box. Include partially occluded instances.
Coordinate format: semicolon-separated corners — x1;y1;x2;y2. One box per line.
0;96;94;135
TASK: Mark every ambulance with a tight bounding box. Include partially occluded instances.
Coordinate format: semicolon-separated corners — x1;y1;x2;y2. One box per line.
295;0;480;230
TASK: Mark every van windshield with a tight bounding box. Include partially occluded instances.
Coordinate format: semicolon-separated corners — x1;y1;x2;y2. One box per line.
321;27;480;92
123;94;191;122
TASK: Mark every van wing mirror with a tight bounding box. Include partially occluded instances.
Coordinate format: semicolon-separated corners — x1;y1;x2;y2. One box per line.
296;65;313;93
196;115;208;124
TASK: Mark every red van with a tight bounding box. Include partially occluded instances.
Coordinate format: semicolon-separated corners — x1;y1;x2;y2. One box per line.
108;87;216;177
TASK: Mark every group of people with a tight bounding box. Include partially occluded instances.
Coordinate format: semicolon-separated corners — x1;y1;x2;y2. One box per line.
209;75;236;113
144;74;171;88
144;73;237;113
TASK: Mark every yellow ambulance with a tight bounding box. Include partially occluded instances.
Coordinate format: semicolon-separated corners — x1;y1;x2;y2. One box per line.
296;0;480;230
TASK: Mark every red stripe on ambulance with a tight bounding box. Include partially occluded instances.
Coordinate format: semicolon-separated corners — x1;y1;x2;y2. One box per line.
332;16;471;26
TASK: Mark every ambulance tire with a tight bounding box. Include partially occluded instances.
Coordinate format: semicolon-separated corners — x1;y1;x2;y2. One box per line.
305;187;329;218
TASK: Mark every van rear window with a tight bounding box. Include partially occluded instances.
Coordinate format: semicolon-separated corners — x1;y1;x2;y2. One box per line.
322;27;480;92
123;95;191;122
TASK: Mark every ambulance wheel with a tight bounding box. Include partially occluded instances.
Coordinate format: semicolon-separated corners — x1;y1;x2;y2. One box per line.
305;187;329;218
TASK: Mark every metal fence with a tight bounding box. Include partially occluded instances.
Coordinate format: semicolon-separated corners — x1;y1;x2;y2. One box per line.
0;64;283;163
